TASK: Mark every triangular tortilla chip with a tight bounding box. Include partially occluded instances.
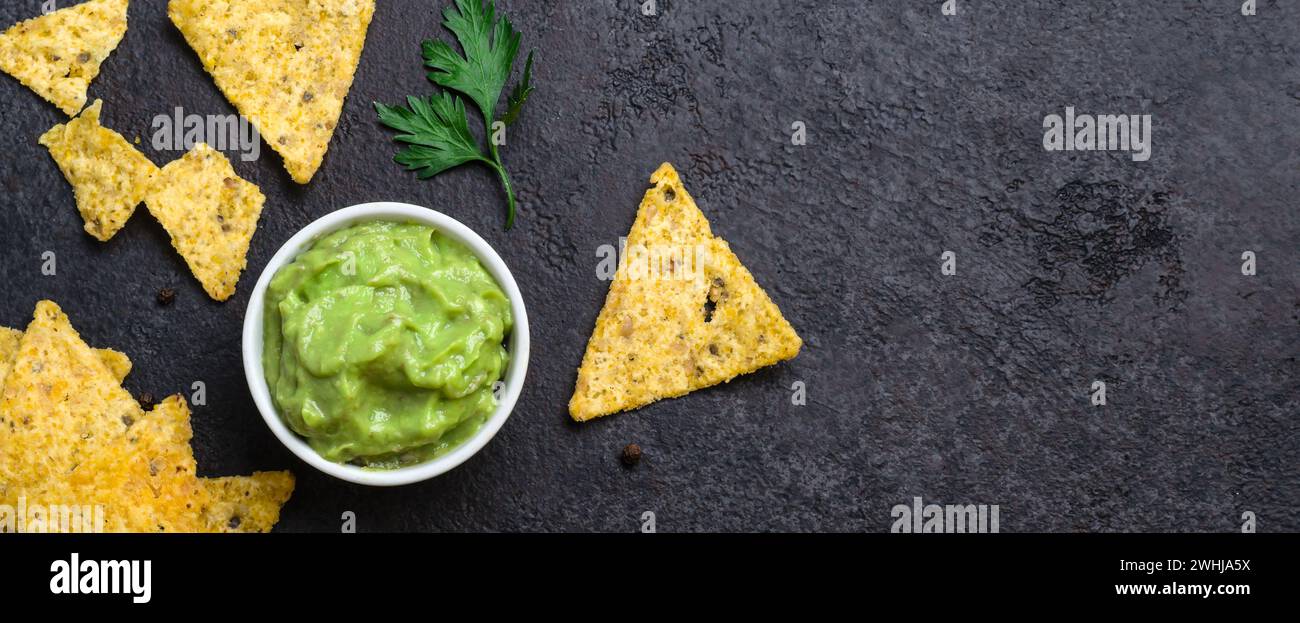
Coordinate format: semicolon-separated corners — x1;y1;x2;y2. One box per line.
103;397;294;533
0;0;129;116
569;164;802;421
0;304;294;533
199;472;295;533
105;395;212;532
9;394;294;533
145;143;265;301
30;394;206;532
1;326;130;388
168;0;375;184
39;99;159;241
0;301;143;491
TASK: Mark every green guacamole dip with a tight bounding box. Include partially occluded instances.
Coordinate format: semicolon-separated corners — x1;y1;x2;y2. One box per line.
262;220;511;469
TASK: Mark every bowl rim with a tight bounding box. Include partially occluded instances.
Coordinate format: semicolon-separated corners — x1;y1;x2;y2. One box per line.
241;201;530;486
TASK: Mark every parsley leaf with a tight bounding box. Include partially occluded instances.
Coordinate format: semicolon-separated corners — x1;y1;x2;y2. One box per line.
423;0;521;123
501;50;534;127
375;94;488;178
376;0;535;230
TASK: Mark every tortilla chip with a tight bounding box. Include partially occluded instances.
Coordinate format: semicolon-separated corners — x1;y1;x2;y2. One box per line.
26;396;292;533
199;472;295;533
39;99;159;241
145;143;265;301
0;304;294;533
569;163;802;421
111;396;207;532
0;0;129;116
0;301;142;490
1;326;130;386
168;0;375;184
44;394;207;532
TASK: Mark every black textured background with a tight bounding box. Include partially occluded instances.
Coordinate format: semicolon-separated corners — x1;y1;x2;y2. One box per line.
1;0;1296;532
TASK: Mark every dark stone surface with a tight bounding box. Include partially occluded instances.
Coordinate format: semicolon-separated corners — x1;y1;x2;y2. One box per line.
1;1;1296;532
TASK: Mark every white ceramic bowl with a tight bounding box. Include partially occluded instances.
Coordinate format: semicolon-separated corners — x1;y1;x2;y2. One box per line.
242;202;530;486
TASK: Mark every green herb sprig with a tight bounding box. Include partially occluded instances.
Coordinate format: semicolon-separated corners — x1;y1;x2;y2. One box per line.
376;0;535;229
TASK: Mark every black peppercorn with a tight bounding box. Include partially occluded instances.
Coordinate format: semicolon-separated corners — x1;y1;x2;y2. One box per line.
621;443;642;466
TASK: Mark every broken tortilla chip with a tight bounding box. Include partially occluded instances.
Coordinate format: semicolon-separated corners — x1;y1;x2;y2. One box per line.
0;0;129;116
168;0;375;183
0;303;294;532
113;397;208;532
568;163;802;421
48;394;208;532
145;143;265;301
199;472;296;533
39;99;159;241
0;301;142;490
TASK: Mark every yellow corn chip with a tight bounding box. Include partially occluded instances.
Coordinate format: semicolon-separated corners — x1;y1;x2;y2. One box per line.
17;395;199;533
0;301;142;490
39;99;159;241
0;0;129;116
0;304;294;533
569;164;802;421
130;397;202;520
32;396;292;533
145;143;265;301
2;326;130;386
45;395;206;532
199;472;295;533
168;0;375;184
112;396;209;532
